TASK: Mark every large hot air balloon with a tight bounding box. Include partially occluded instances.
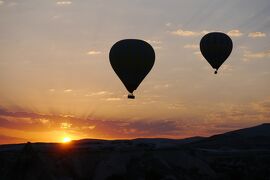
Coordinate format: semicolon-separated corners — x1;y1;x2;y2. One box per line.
109;39;155;99
200;32;233;74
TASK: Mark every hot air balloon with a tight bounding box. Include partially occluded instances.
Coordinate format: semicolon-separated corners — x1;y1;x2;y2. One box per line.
109;39;155;99
200;32;233;74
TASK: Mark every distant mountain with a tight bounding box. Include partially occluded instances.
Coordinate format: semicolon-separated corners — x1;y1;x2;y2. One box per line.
221;123;270;137
0;124;270;180
72;137;205;150
188;123;270;149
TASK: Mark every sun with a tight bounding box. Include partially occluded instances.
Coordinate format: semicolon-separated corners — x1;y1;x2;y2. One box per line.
62;137;71;143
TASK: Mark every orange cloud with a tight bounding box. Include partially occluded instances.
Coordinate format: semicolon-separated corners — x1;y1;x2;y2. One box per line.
87;51;102;55
1;101;269;143
248;32;266;38
0;134;26;144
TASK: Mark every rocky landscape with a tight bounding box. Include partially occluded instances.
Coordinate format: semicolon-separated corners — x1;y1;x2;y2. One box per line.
1;124;270;180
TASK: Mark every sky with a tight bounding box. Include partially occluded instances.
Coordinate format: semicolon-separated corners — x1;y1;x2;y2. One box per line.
0;0;270;144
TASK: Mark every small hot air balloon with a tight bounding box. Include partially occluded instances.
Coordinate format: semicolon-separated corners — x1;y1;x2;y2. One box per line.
200;32;233;74
109;39;155;99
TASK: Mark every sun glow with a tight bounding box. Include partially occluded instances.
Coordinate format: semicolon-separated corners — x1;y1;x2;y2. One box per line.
62;137;71;143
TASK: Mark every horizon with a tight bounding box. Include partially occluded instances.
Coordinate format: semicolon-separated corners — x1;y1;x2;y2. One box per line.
1;122;270;145
1;0;270;144
1;122;269;145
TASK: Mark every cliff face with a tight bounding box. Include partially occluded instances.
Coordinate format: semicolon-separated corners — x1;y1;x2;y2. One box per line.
0;124;270;180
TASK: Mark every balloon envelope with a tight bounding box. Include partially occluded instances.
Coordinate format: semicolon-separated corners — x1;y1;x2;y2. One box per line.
109;39;155;95
200;32;233;73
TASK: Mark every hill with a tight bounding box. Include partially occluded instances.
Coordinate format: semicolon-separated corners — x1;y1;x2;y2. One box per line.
188;123;270;149
0;124;270;180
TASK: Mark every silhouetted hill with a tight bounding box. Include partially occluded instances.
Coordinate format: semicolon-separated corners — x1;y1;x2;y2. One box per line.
0;124;270;180
226;123;270;137
72;137;205;150
188;123;270;149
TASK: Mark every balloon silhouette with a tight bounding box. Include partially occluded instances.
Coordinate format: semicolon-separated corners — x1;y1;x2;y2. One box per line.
109;39;155;99
200;32;233;74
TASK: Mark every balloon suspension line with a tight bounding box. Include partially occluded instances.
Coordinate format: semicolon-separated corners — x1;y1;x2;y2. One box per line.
128;93;135;99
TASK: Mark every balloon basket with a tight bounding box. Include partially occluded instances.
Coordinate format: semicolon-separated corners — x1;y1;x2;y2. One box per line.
128;94;135;99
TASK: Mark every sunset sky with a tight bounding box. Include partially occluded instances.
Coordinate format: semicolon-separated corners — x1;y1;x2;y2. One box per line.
0;0;270;144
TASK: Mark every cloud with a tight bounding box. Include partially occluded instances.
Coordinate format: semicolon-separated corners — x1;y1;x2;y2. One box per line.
171;29;202;37
88;125;96;130
252;99;270;115
81;125;96;130
172;28;246;38
0;108;49;119
52;15;61;20
64;89;72;93
227;29;243;37
222;64;233;72
92;91;108;96
85;91;113;97
183;43;203;60
171;29;211;37
1;103;269;140
39;118;50;124
145;40;162;50
0;108;185;139
87;51;102;55
193;51;201;55
248;32;266;38
206;99;270;128
193;51;204;61
1;2;18;7
167;103;186;110
0;134;26;144
184;44;199;49
166;22;172;27
60;122;72;129
153;84;171;89
0;116;50;132
49;89;55;92
146;40;162;45
81;119;185;138
105;98;121;101
123;120;181;136
239;46;248;50
56;1;72;5
243;50;270;61
0;108;75;132
153;46;162;50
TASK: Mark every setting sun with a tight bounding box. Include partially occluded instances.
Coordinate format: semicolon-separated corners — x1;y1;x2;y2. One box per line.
62;137;71;143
